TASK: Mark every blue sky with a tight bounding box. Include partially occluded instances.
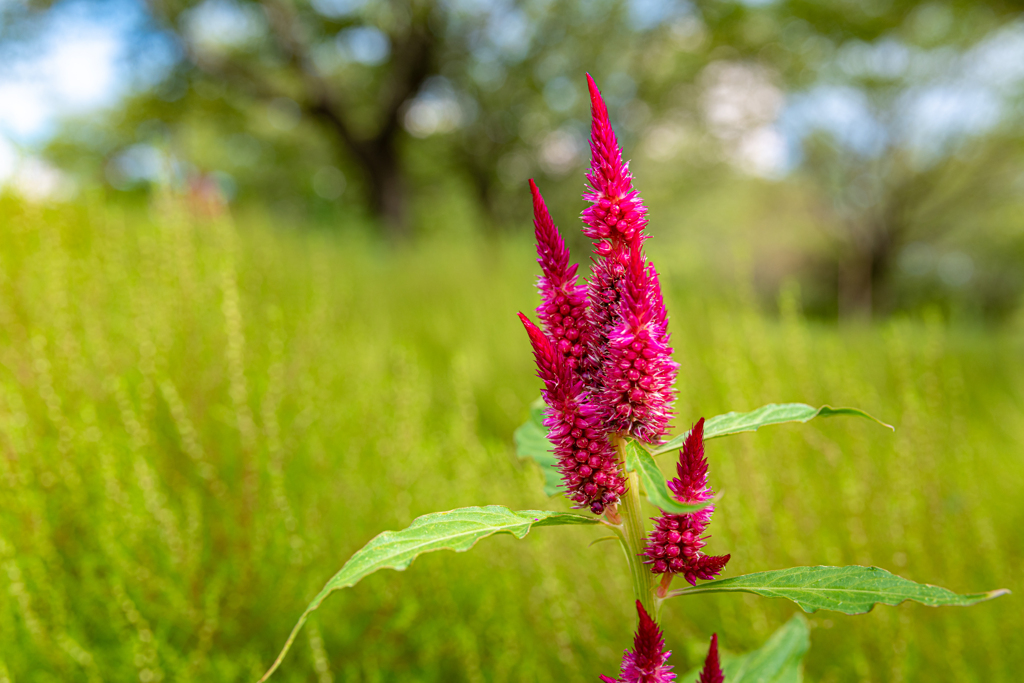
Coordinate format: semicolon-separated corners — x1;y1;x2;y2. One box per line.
0;0;176;144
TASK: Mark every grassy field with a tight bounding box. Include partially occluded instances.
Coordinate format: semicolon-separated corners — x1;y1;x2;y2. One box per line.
0;197;1020;682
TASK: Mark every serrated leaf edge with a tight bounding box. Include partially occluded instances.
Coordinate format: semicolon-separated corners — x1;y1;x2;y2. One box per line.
652;403;894;456
667;565;1010;614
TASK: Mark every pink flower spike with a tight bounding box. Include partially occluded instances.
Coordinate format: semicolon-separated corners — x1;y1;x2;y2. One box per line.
583;76;669;438
600;600;676;683
530;179;594;377
670;419;711;501
518;313;626;515
667;418;714;526
599;245;678;443
644;418;729;583
698;634;724;683
582;74;648;245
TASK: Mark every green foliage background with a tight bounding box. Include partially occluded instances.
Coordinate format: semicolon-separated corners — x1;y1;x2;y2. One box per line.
0;197;1020;681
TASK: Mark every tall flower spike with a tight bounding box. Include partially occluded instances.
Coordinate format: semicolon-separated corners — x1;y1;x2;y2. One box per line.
644;418;730;585
519;313;626;514
697;634;724;683
583;76;674;444
583;75;648;378
530;179;594;378
600;245;677;443
599;600;676;683
583;74;649;245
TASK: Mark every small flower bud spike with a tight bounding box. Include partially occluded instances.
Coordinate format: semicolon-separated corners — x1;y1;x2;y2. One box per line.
698;634;724;683
519;313;626;514
644;419;730;585
668;418;714;525
599;600;676;683
530;179;595;378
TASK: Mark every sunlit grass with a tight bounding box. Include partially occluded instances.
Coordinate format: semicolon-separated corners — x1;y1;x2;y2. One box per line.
0;198;1019;681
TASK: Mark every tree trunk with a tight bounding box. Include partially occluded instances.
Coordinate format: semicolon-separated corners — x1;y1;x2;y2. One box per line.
837;218;897;320
838;251;873;320
364;145;408;241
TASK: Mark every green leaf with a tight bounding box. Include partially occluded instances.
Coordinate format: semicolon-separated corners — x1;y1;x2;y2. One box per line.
513;397;562;496
669;565;1009;615
259;506;599;681
682;614;809;683
652;403;894;456
622;439;716;514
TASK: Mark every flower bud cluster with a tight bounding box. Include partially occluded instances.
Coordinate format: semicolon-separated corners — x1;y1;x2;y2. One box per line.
520;314;626;514
582;195;648;244
643;419;730;585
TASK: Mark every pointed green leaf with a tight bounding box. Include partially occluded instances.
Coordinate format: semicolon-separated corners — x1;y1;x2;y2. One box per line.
682;614;809;683
652;403;894;456
623;439;715;514
514;397;563;496
668;565;1009;615
259;506;599;681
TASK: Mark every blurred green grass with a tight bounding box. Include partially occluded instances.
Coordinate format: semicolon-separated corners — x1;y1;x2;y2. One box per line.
0;198;1020;682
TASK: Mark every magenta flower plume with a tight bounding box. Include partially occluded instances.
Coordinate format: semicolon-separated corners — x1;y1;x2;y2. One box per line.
583;75;649;378
644;419;730;585
530;179;594;377
600;245;677;443
599;600;676;683
581;76;676;443
519;313;626;514
697;634;724;683
582;74;649;245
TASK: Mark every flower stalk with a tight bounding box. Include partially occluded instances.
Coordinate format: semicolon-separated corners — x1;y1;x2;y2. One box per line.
612;434;658;620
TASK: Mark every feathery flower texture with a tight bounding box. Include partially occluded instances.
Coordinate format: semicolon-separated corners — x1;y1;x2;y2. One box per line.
643;419;730;585
582;74;677;444
599;601;675;683
520;314;626;514
520;74;680;514
599;603;725;683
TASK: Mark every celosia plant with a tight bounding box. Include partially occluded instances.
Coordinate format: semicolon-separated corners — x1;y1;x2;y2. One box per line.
258;75;1009;682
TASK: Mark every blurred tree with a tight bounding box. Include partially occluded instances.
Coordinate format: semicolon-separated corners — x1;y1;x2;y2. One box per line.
141;0;438;238
27;0;704;237
797;124;1024;318
681;0;1024;317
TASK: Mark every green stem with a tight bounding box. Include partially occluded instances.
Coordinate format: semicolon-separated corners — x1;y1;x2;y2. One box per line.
612;434;658;620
